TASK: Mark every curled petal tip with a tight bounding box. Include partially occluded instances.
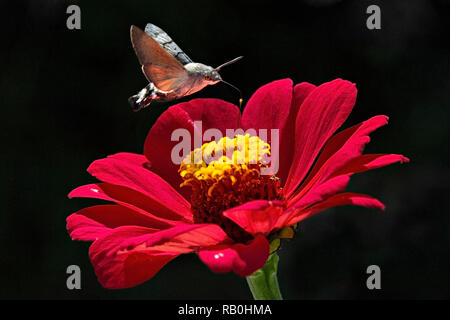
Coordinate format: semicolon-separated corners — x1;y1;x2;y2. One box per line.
401;156;410;163
68;190;76;199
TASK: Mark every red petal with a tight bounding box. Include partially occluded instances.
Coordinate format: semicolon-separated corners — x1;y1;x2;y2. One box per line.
288;174;351;209
89;226;176;289
241;79;293;141
87;155;192;222
89;224;229;289
143;99;241;199
331;153;410;178
277;82;316;184
69;183;184;228
66;204;161;241
289;116;409;204
284;79;357;197
285;193;385;226
198;235;270;277
222;200;285;235
67;215;111;241
293;116;387;197
106;152;149;166
116;224;225;252
241;79;293;179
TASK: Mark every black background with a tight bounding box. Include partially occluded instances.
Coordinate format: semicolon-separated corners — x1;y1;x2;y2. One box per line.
1;0;449;299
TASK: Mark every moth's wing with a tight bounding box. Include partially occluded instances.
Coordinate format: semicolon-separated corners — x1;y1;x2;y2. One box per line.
142;64;188;92
130;25;187;91
144;23;193;65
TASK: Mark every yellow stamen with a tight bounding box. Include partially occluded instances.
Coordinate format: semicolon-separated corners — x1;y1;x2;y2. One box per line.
179;134;284;242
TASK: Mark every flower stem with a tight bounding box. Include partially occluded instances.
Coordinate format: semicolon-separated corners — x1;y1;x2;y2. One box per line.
246;253;283;300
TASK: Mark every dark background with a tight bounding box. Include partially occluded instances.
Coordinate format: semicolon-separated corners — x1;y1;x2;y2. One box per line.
1;0;449;299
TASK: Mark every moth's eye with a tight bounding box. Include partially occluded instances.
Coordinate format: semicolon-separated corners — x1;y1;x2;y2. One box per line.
205;76;211;81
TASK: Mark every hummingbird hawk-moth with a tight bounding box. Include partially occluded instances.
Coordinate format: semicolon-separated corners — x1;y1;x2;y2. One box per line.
129;23;242;111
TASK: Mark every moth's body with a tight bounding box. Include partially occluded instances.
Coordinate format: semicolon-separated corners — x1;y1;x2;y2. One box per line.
129;23;240;111
183;63;222;95
163;63;222;99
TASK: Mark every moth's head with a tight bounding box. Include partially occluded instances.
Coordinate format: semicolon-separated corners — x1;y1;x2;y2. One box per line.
203;69;222;84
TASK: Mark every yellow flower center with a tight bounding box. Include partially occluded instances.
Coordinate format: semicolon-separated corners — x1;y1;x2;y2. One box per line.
179;134;285;242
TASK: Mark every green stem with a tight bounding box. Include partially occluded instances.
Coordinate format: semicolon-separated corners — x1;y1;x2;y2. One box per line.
246;253;283;300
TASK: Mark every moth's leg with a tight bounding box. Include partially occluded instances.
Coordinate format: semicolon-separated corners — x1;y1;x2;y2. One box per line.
153;86;174;98
142;83;163;100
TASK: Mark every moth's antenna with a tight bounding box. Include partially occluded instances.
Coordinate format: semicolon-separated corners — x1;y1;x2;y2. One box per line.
215;56;243;71
221;80;243;111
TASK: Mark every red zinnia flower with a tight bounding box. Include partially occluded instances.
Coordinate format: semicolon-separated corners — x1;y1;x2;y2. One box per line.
67;79;408;289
